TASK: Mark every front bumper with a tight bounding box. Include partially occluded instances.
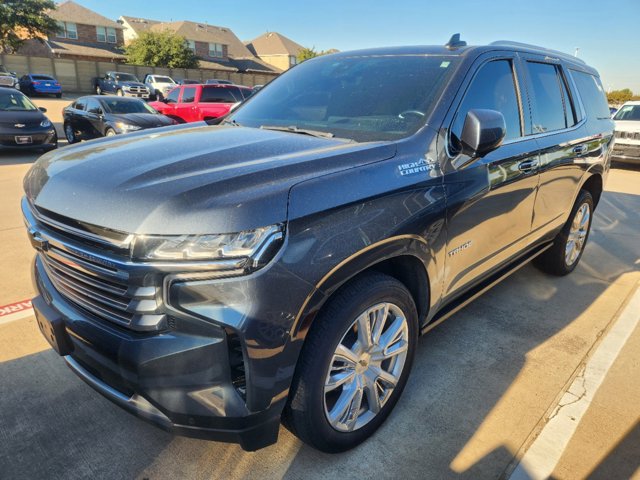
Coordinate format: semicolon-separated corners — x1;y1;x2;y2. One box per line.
0;127;57;149
611;143;640;164
122;89;150;99
31;256;282;450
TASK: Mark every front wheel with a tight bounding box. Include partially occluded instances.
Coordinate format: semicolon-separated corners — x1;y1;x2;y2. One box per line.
104;128;116;137
283;272;418;452
534;189;594;276
95;85;102;95
116;89;124;97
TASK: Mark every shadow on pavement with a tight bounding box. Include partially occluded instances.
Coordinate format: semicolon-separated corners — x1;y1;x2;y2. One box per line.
587;421;640;480
0;190;637;479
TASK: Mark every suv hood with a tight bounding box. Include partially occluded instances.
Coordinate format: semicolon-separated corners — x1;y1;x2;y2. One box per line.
24;125;396;235
119;81;147;88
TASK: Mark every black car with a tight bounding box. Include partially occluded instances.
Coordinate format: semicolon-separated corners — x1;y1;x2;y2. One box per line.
0;87;57;151
63;95;175;143
24;38;613;453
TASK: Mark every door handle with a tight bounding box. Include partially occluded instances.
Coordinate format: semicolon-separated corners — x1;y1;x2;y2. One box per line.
518;158;539;172
573;145;587;156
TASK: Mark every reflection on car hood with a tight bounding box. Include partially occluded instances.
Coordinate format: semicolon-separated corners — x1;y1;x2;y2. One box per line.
24;125;396;234
109;113;174;128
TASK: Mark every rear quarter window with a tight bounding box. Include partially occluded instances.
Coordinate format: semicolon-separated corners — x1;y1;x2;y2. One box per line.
200;87;237;103
570;70;611;120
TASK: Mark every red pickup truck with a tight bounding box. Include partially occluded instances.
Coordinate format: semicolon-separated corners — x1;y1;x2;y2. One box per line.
148;84;253;123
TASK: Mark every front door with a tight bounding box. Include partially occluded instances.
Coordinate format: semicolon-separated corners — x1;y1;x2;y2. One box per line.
441;54;539;299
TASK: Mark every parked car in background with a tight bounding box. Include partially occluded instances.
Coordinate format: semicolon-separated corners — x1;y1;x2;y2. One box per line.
611;101;640;165
63;95;175;143
0;87;57;151
144;74;177;100
0;65;19;89
93;72;150;98
609;107;618;117
178;79;200;85
23;39;612;453
149;83;252;123
19;74;62;98
205;79;233;85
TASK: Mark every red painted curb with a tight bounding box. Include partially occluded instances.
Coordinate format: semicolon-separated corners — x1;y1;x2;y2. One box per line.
0;299;33;317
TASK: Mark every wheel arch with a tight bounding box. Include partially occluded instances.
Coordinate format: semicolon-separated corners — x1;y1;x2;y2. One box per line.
291;236;432;341
581;171;603;208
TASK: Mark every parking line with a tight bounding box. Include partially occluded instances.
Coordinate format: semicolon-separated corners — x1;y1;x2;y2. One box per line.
0;299;34;325
509;285;640;480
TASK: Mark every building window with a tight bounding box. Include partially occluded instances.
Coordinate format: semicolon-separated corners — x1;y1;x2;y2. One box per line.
107;27;117;43
56;21;78;40
96;26;106;42
290;55;298;67
186;39;195;52
208;43;224;58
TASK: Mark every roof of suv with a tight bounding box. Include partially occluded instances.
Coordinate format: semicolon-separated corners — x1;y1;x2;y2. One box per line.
328;40;595;74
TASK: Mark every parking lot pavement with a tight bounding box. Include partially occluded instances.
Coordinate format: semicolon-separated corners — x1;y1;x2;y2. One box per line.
0;160;638;480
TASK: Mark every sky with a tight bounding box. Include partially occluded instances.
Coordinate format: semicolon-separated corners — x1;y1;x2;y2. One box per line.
80;0;640;93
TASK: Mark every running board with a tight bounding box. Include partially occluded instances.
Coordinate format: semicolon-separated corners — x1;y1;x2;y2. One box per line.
421;242;553;335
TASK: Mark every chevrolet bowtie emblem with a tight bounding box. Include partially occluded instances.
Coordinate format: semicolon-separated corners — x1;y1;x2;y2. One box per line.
14;123;25;128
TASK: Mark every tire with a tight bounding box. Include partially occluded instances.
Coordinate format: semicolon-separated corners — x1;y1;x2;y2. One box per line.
116;89;124;97
283;272;418;453
95;85;102;95
64;123;76;144
55;93;61;99
534;190;594;276
104;128;116;137
155;90;163;101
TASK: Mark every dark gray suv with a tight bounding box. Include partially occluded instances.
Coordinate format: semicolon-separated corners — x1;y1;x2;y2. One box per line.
23;37;613;452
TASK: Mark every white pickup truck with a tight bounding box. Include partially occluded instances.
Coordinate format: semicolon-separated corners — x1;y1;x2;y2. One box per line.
143;74;177;100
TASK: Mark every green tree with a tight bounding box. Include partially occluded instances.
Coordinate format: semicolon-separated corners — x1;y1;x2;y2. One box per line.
607;88;634;105
0;0;58;54
297;47;340;63
125;31;199;69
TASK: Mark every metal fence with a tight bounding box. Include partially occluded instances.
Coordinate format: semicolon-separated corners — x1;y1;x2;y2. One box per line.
0;53;278;93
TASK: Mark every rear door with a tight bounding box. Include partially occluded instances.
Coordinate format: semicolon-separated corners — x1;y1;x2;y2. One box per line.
442;53;540;298
519;56;590;235
199;86;237;119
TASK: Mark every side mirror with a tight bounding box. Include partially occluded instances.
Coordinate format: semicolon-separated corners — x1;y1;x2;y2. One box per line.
459;109;506;159
10;71;16;76
38;107;47;113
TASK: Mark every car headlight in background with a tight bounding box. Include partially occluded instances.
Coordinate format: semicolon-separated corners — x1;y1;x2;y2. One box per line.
132;225;284;269
40;119;52;128
115;122;141;132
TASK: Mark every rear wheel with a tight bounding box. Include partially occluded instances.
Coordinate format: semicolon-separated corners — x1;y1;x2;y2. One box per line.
95;85;102;95
283;272;418;452
534;190;594;276
64;123;76;144
55;93;61;99
116;89;124;97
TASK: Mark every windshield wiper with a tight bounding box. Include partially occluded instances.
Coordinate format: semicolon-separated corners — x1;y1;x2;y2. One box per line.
221;119;242;127
260;125;335;139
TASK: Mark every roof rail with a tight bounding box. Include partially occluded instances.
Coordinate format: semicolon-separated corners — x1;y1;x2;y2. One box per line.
490;40;586;64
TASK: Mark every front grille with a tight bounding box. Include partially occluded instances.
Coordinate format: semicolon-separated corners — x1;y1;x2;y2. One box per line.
40;246;135;326
126;86;148;94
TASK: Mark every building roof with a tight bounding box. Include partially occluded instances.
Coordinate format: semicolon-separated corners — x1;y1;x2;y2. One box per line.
245;32;304;57
229;58;282;74
51;1;122;29
119;16;162;35
148;20;254;59
48;39;126;60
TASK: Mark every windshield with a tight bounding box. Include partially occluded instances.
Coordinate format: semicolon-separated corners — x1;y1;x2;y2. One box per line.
613;104;640;121
0;91;38;111
102;98;157;114
229;54;459;142
155;76;175;84
115;73;139;82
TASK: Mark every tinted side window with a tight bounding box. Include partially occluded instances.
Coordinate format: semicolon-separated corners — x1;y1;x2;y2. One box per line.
165;88;180;103
451;59;522;151
182;87;196;103
570;70;611;120
200;87;237;103
86;99;102;114
525;62;570;133
74;100;86;111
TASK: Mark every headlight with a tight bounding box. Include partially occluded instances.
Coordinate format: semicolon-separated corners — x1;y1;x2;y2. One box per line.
132;225;283;267
115;122;141;132
40;119;52;128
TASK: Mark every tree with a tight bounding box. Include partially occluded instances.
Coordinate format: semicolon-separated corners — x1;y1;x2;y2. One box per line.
0;0;58;54
607;88;634;105
125;31;199;69
297;47;340;63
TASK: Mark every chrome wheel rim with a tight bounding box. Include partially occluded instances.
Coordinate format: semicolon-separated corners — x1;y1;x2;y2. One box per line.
565;203;590;266
105;129;116;137
65;125;74;142
324;302;409;432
